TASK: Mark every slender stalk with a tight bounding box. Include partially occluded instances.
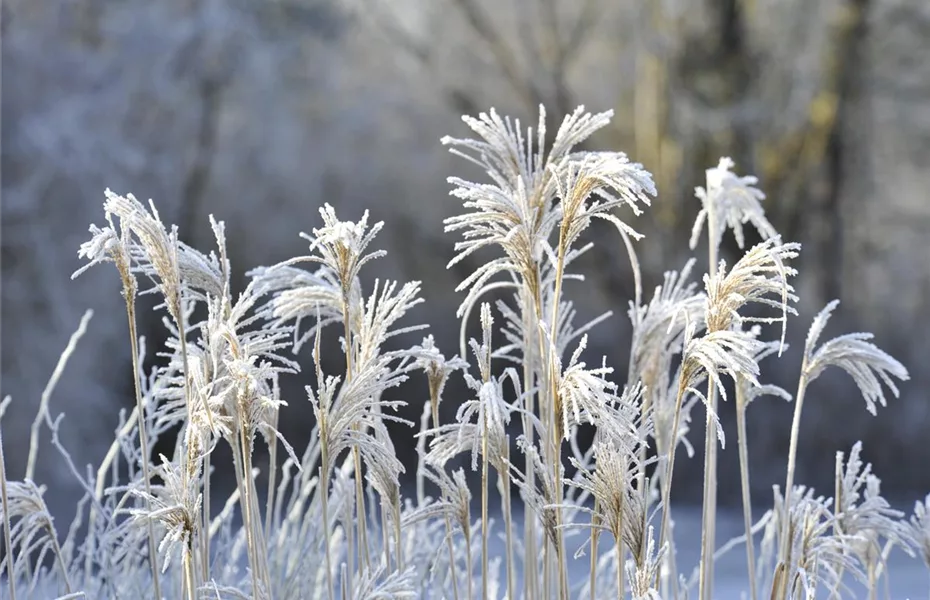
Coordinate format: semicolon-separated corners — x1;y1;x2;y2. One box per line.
548;238;569;599
444;518;461;600
353;448;370;573
782;371;809;512
178;318;214;436
698;383;719;600
654;424;682;600
26;310;93;480
381;503;391;568
829;458;846;600
522;273;551;600
26;311;91;587
657;383;688;584
530;276;556;600
479;326;492;599
202;451;211;585
736;381;758;600
779;368;809;592
617;478;627;598
177;325;203;553
345;480;356;600
0;403;18;600
183;543;196;600
429;399;460;600
123;297;163;597
235;422;261;600
698;210;720;600
341;564;349;600
342;298;371;577
464;520;474;600
521;280;539;600
502;444;515;600
252;472;272;589
557;527;569;599
343;313;354;394
770;561;788;600
393;497;403;572
319;451;335;600
416;407;428;506
616;542;624;600
48;522;73;594
481;414;489;600
172;280;210;600
544;542;551;600
784;528;796;600
590;506;601;600
265;401;280;537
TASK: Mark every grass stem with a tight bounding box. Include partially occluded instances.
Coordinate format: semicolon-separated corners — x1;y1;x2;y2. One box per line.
0;400;18;600
502;441;515;600
780;368;809;593
481;414;489;600
736;381;758;600
658;383;687;585
123;298;163;599
319;455;335;600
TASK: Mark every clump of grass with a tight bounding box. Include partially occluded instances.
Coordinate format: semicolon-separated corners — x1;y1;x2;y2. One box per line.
0;105;921;600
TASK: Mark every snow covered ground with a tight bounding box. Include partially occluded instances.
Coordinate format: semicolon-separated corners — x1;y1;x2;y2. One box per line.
671;507;927;600
556;506;929;600
13;505;929;598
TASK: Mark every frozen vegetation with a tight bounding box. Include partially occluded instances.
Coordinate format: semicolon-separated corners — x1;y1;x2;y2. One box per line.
2;106;929;600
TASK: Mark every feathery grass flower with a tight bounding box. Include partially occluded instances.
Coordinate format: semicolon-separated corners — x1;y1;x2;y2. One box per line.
690;157;778;252
907;495;930;571
703;238;800;349
128;455;203;574
833;443;916;571
802;300;910;415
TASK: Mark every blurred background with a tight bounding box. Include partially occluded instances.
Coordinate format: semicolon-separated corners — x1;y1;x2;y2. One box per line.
2;0;929;520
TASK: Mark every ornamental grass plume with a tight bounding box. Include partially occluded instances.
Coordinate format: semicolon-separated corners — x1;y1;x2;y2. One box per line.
801;300;909;416
702;237;800;349
562;438;655;599
831;442;917;598
441;106;587;312
627;259;705;397
779;300;911;596
625;526;665;600
101;190;184;320
554;335;640;442
906;494;930;595
689;157;779;253
248;264;347;353
442;105;652;320
284;203;386;304
0;478;73;595
412;335;468;427
128;455;202;580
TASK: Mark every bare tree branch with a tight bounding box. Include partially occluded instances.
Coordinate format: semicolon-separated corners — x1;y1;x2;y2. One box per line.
447;0;541;106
